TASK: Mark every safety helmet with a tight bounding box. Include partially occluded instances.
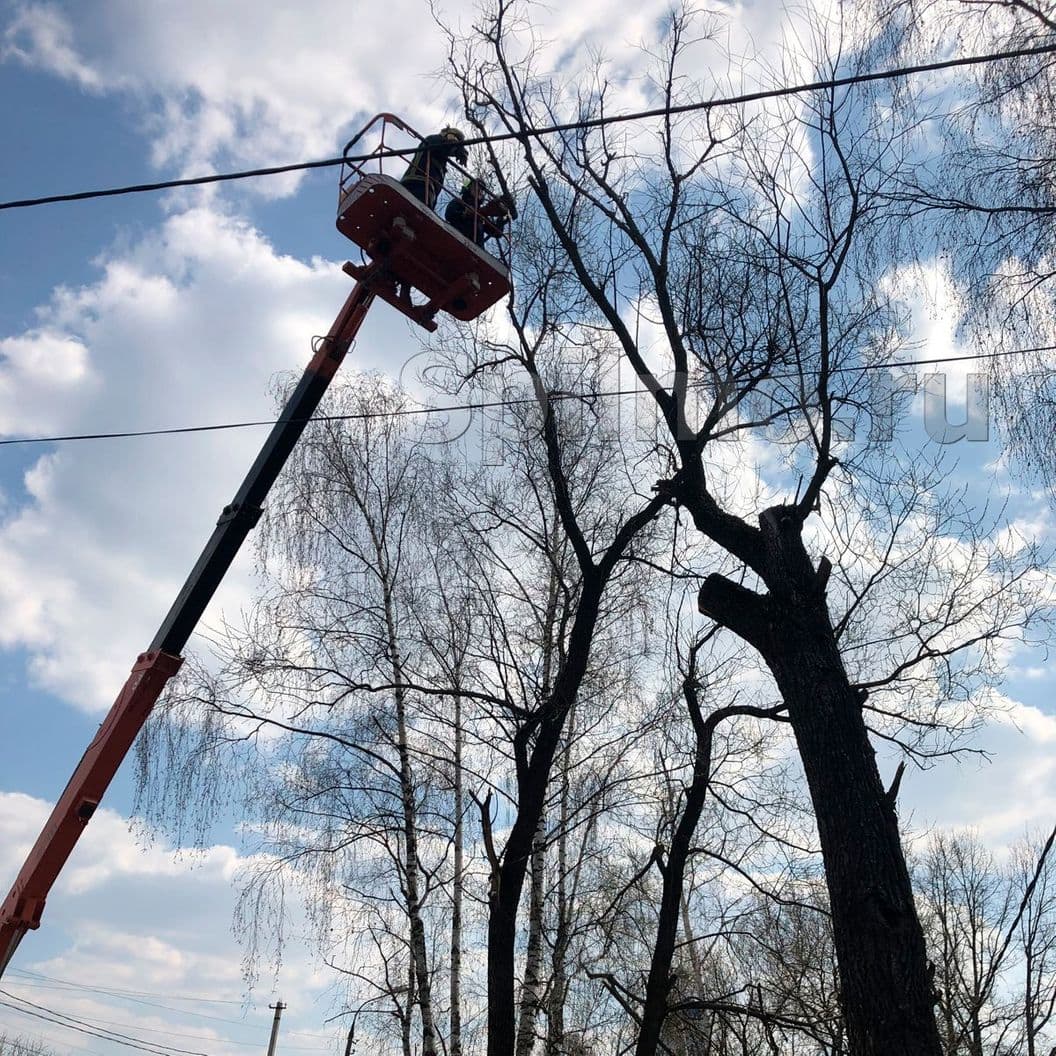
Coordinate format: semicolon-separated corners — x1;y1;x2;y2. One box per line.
441;126;469;162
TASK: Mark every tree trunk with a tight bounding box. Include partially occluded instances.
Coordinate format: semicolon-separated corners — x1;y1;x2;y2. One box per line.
635;682;741;1056
487;681;586;1055
696;506;942;1056
516;816;547;1056
765;622;939;1055
384;588;440;1056
546;722;572;1056
451;690;464;1056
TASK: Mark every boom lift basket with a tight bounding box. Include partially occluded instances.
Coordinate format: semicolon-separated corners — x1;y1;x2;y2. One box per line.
337;114;512;330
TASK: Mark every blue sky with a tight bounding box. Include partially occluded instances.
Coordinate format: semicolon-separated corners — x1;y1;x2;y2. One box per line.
1;2;1054;1054
0;2;470;1051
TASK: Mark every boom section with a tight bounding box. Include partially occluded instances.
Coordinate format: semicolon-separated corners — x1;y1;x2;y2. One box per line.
0;282;375;977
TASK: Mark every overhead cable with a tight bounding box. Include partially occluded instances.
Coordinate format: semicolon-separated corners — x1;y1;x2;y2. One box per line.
0;996;210;1056
10;967;244;1001
0;343;1050;449
5;972;330;1041
2;41;1055;212
0;990;212;1056
2;985;328;1052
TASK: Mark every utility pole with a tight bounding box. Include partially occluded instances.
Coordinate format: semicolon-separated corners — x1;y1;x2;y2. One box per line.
266;1001;286;1056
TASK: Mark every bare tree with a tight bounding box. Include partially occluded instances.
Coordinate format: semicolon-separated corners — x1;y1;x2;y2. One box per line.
912;828;1056;1056
132;6;1056;1053
443;3;1051;1052
916;833;1016;1055
0;1035;56;1056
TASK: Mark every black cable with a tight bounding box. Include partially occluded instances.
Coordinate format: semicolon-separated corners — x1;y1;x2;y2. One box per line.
5;972;331;1042
1;989;327;1052
0;997;210;1056
0;990;213;1056
0;343;1050;449
0;1018;103;1056
8;969;244;1005
2;42;1055;212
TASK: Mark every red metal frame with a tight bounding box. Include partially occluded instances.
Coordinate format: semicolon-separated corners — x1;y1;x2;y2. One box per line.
337;115;512;331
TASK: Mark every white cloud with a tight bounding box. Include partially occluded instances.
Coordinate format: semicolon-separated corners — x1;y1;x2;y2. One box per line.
0;204;417;713
1;0;823;198
0;332;98;435
1;3;103;89
897;695;1056;848
0;792;335;1056
3;0;475;187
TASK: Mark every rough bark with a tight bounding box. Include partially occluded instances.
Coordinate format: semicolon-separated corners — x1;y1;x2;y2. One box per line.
693;502;942;1056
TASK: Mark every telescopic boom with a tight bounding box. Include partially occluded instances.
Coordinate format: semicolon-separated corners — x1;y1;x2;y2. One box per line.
0;282;375;976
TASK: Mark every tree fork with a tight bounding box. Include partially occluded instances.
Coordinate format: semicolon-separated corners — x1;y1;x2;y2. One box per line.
695;505;943;1056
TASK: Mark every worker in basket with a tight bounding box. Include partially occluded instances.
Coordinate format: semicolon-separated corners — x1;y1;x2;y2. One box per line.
400;126;468;209
444;176;517;250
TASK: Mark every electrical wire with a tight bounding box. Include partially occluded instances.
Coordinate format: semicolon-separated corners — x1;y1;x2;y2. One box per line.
1;41;1055;212
4;975;330;1042
0;991;213;1056
4;989;255;1033
0;343;1050;449
8;968;246;1005
0;996;212;1056
0;1016;106;1056
1;988;329;1053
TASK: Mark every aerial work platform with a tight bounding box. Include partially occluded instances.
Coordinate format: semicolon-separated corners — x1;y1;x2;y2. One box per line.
336;114;512;331
0;112;513;978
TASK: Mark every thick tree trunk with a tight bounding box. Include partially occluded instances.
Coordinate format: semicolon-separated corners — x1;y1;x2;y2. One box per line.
764;610;940;1056
696;506;942;1056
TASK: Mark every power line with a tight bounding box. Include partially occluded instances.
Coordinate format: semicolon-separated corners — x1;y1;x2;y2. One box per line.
0;995;212;1056
4;974;330;1042
2;42;1055;212
8;968;246;1005
1;986;329;1052
0;990;212;1056
0;1017;106;1056
0;343;1050;450
6;987;255;1033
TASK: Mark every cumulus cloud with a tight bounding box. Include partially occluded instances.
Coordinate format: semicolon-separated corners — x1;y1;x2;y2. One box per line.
1;3;103;89
0;203;416;713
897;695;1056;848
0;0;479;186
0;0;818;197
0;792;333;1056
